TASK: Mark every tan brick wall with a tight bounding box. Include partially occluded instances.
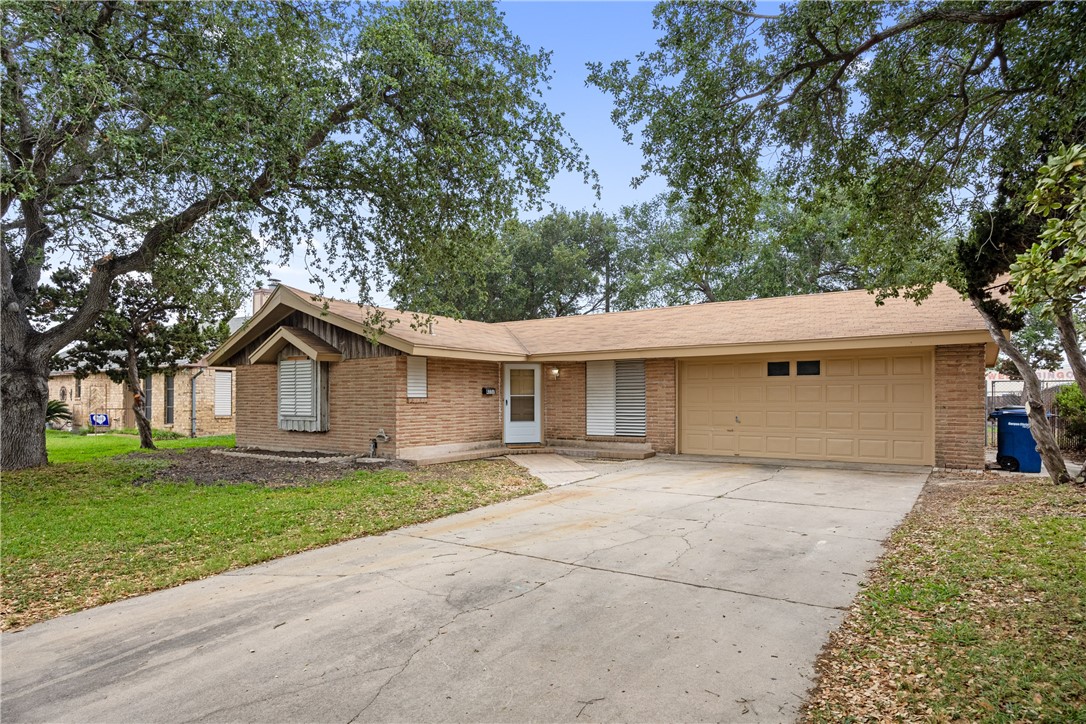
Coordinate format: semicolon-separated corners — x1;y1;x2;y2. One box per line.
543;362;587;441
396;357;502;448
235;357;398;455
646;358;677;454
934;344;987;469
542;359;677;453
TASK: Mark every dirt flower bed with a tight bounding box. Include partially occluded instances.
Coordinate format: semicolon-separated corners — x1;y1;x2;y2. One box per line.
803;470;1086;722
129;447;414;486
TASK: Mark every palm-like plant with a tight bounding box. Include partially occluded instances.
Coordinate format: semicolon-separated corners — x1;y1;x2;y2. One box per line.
46;399;72;427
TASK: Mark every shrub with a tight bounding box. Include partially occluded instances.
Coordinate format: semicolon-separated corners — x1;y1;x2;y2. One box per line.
1055;384;1086;450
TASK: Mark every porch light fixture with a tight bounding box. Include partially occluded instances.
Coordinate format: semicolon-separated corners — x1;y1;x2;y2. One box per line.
549;366;560;380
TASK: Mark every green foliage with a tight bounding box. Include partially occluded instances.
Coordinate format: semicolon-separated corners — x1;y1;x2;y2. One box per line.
1055;385;1086;442
589;1;1085;300
1012;144;1086;317
394;209;624;320
617;187;861;306
45;399;72;426
116;428;185;441
1;0;589;352
994;309;1064;378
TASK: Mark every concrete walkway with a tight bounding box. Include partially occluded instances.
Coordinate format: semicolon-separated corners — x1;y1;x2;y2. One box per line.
506;453;599;486
1;458;928;723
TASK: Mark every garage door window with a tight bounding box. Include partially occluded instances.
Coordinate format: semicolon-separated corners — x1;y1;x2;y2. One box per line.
797;360;821;376
767;361;790;376
586;360;646;436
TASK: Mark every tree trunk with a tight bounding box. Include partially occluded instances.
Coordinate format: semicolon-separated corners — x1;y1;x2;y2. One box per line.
125;341;155;450
1054;310;1086;397
970;294;1071;484
0;348;50;469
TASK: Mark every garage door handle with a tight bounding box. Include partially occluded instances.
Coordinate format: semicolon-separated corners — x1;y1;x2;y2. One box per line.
735;415;740;423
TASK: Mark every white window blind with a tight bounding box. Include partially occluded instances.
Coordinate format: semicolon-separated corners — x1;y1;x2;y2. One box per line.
214;370;232;416
586;360;646;436
407;356;427;398
586;361;616;436
278;360;315;419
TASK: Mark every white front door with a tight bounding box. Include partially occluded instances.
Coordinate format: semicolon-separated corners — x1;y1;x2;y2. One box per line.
504;363;541;444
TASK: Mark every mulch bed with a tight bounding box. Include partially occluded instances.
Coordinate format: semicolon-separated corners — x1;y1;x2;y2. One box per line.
127;447;412;486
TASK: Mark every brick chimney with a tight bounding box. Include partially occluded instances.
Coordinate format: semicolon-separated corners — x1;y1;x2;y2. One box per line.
252;279;281;315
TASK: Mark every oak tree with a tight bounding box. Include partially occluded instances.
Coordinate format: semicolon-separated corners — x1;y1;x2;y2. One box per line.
1;1;588;468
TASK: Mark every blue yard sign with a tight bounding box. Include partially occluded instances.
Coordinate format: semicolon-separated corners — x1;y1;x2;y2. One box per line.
89;413;110;427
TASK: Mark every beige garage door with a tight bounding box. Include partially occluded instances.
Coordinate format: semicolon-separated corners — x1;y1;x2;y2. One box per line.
680;350;934;465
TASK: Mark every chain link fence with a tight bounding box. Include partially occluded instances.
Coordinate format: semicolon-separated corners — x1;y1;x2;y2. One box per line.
985;380;1084;451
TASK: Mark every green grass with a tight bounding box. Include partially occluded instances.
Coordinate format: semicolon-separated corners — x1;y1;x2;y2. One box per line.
3;435;543;630
44;430;235;463
805;478;1086;722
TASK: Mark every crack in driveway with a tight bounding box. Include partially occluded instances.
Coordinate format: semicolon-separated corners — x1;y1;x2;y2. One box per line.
396;532;845;611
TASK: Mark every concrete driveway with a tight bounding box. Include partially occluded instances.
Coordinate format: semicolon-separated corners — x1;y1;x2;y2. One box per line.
1;457;927;723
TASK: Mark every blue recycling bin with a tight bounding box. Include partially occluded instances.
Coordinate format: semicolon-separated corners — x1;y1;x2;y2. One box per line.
988;407;1042;473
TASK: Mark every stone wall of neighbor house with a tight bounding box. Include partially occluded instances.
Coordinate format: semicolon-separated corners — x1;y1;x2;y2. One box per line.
235;357;398;455
395;357;502;451
144;368;236;437
49;369;236;436
934;344;987;469
49;372;131;430
645;358;678;454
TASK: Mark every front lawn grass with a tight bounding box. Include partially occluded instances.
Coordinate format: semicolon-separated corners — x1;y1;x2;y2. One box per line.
805;475;1086;722
44;430;235;462
2;440;544;631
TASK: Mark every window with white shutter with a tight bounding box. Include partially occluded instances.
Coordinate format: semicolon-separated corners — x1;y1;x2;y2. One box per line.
214;370;233;416
277;358;329;431
586;360;646;436
586;361;616;435
407;356;427;398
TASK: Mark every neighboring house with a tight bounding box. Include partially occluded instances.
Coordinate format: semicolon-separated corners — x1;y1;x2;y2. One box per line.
49;363;236;437
209;284;997;469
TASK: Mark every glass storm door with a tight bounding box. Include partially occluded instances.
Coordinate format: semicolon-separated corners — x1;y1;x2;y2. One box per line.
504;364;541;444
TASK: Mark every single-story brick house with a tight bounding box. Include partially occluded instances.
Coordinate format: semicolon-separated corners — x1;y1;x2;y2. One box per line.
208;284;996;469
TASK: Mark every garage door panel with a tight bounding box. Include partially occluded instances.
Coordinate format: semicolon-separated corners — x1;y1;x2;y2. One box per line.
766;410;793;428
893;411;924;431
739;386;763;403
711;386;736;403
893;356;924;375
825;359;854;376
738;363;761;378
858;358;888;375
766;436;793;454
738;436;764;453
858;384;887;402
858;439;889;459
826;438;855;457
711;363;736;379
681;350;934;466
766;386;791;403
893;440;925;462
892;383;926;403
858;411;888;430
826;411;853;429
